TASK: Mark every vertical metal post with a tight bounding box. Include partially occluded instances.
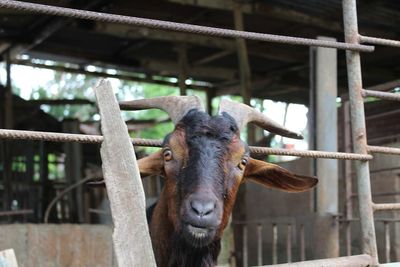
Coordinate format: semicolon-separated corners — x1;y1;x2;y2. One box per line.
300;224;305;261
384;221;390;263
342;0;378;264
343;100;353;256
315;36;339;258
257;224;263;266
286;224;292;263
272;224;278;264
242;224;248;267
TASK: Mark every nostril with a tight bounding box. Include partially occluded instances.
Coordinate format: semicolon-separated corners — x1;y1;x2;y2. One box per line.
190;200;215;217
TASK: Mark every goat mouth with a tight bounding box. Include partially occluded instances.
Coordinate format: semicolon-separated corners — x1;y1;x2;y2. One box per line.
183;223;215;247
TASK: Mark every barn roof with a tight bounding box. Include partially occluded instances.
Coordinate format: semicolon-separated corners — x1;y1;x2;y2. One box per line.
0;0;399;105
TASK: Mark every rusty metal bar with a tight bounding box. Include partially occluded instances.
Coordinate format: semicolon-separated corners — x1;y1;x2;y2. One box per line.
0;129;373;160
367;146;400;156
366;79;400;92
384;221;390;263
286;224;292;263
373;203;400;211
257;224;263;266
272;224;278;265
0;209;34;216
242;225;248;267
342;0;378;263
361;89;400;101
340;217;400;222
249;147;372;160
300;224;305;261
0;0;374;52
359;35;400;48
261;254;372;267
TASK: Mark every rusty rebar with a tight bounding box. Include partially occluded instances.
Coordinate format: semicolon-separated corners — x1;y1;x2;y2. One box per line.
0;209;34;216
361;89;400;101
0;0;374;52
343;0;378;263
359;35;400;48
373;203;400;212
0;129;373;160
367;145;400;156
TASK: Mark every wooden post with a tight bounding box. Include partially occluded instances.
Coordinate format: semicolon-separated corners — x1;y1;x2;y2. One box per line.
0;249;19;267
233;3;255;144
178;44;188;96
63;120;83;223
94;79;156;267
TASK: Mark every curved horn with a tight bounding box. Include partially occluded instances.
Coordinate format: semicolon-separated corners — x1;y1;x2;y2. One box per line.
218;99;303;140
119;95;204;124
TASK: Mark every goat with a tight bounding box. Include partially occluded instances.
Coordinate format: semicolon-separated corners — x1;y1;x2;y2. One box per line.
119;96;318;267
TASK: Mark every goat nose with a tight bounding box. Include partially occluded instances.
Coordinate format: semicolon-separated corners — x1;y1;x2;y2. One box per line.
190;200;215;217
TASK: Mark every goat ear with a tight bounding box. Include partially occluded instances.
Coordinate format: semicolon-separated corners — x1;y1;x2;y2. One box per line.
138;150;164;177
244;158;318;192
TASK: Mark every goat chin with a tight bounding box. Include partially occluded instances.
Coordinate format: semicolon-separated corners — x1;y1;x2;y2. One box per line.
182;224;217;248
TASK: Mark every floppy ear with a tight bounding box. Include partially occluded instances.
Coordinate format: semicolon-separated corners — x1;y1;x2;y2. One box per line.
244;158;318;192
138;150;164;177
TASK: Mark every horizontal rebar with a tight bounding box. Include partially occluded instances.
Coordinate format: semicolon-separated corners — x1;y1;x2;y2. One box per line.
373;203;400;212
367;145;400;156
0;209;34;216
0;128;162;146
0;128;373;160
359;35;400;48
361;89;400;101
0;0;374;52
249;146;372;160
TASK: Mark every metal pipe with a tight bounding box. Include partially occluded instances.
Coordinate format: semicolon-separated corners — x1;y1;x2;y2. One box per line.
0;129;373;160
300;224;305;261
373;203;400;211
384;221;390;263
367;146;400;156
0;209;34;216
286;224;292;263
257;224;263;266
361;89;400;101
0;0;374;52
260;254;372;267
359;35;400;48
342;0;378;263
44;176;94;223
272;224;278;265
242;225;248;267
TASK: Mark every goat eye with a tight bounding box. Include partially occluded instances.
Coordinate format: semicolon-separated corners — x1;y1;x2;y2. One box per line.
238;158;248;170
163;149;173;161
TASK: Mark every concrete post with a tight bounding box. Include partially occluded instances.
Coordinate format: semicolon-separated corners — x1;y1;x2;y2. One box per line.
315;36;339;258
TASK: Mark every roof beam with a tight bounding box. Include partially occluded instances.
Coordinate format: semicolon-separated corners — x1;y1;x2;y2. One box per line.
93;22;300;63
167;0;342;32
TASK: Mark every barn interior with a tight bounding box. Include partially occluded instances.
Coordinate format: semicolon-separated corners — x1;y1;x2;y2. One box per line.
0;0;399;266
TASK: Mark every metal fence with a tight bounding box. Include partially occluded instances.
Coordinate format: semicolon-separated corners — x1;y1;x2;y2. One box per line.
0;0;399;266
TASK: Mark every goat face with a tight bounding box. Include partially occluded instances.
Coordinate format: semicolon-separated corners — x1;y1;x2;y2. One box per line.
138;108;317;249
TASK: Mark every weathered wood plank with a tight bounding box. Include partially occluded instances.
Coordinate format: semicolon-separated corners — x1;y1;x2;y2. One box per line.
94;79;156;267
0;249;18;267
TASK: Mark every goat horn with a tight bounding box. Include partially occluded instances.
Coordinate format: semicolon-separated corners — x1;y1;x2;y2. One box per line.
119;95;204;124
218;99;303;140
